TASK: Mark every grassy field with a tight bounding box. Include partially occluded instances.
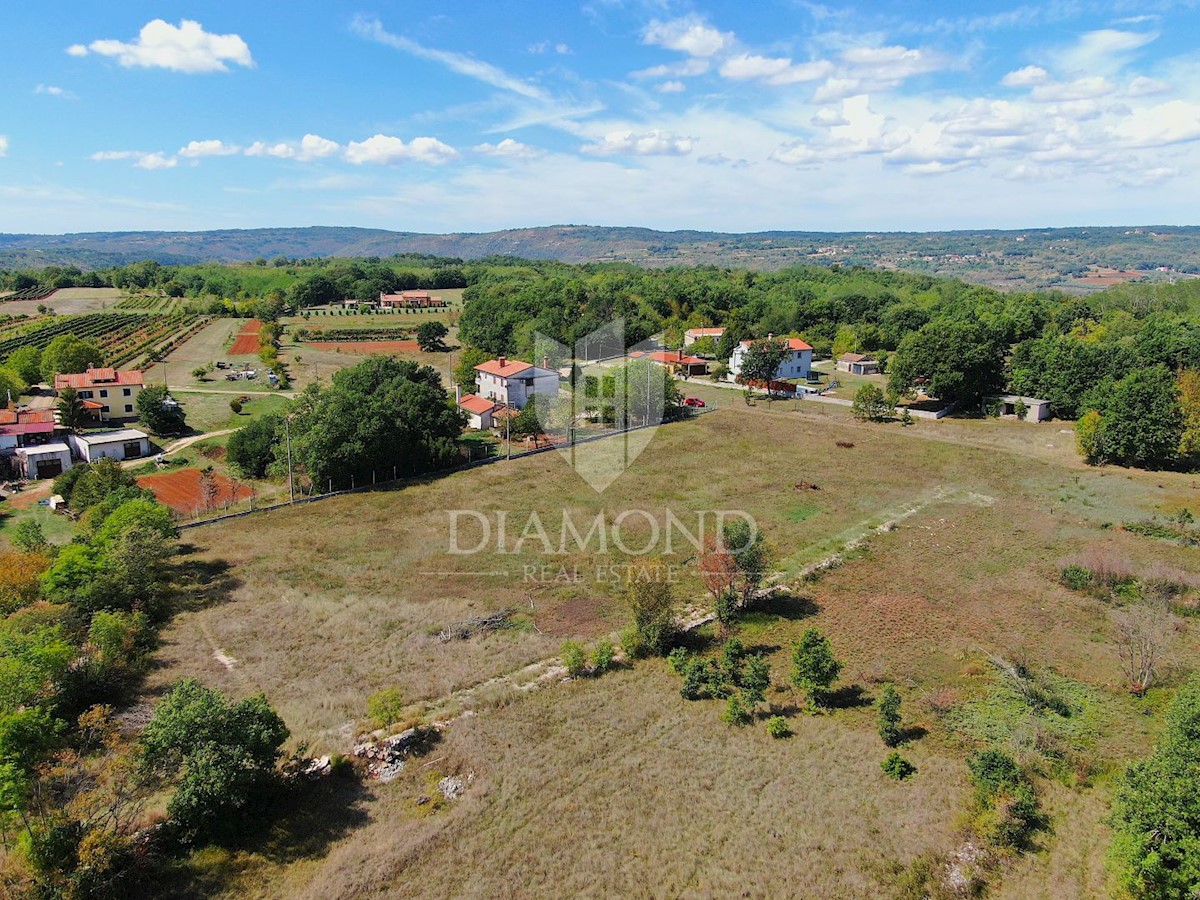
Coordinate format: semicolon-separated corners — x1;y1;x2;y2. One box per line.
145;395;1200;897
0;286;124;317
173;390;291;433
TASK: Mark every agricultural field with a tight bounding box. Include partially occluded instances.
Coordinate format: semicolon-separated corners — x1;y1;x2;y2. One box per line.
0;310;200;369
0;286;123;316
137;467;255;517
142;319;279;394
149;399;1200;897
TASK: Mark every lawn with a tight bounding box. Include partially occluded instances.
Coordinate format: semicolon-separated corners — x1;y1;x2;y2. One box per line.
176;390;291;433
146;398;1200;897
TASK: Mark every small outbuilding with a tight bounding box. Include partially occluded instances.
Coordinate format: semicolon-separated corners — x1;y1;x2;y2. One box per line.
836;353;880;376
458;393;501;430
15;442;73;480
988;395;1052;422
69;428;152;463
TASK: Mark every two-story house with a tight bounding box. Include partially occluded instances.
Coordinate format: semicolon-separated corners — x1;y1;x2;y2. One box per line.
474;357;560;409
54;366;145;422
728;336;813;382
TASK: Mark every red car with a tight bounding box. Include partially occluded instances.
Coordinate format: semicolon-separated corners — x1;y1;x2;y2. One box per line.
682;397;706;408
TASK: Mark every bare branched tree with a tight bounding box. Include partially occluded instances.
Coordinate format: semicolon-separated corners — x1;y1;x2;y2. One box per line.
1113;601;1174;695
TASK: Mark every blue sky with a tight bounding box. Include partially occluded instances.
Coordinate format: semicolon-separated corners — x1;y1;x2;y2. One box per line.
2;1;1199;234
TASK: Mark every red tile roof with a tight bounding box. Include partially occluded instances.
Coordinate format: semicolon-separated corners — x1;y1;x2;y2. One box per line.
475;358;534;378
739;337;813;352
646;351;707;365
54;369;144;390
685;327;725;337
0;422;56;437
458;394;499;415
0;409;56;425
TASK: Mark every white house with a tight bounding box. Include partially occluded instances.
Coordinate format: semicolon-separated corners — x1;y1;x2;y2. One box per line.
474;357;560;409
729;337;813;382
69;429;151;463
684;327;725;347
15;443;73;480
987;395;1053;422
836;353;881;376
457;393;501;430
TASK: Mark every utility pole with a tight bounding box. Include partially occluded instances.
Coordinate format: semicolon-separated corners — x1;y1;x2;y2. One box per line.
284;414;295;503
506;410;511;460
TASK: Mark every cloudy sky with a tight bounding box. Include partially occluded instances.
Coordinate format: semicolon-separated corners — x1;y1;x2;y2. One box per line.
2;1;1199;234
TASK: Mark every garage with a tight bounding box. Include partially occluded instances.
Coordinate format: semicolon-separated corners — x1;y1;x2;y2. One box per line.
15;443;73;481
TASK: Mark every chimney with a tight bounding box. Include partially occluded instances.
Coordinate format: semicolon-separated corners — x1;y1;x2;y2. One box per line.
767;333;774;340
542;355;550;369
498;355;507;368
677;348;684;361
455;384;462;403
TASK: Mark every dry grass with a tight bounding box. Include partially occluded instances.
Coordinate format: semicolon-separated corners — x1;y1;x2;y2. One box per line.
147;401;1200;897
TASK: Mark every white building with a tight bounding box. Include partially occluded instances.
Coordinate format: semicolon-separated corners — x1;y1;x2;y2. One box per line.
836;353;880;376
69;429;152;463
457;393;501;430
684;327;724;347
15;443;73;480
988;395;1053;422
474;357;560;409
729;337;813;382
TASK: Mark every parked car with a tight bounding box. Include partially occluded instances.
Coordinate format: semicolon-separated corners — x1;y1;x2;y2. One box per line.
683;397;706;408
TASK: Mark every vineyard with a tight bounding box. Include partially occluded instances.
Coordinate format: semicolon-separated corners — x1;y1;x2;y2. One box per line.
0;286;56;301
115;295;183;312
294;327;413;342
0;312;204;370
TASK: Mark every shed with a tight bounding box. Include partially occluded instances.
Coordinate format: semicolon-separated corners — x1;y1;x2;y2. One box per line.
15;442;73;480
988;395;1052;422
458;393;501;430
836;353;880;376
69;429;152;463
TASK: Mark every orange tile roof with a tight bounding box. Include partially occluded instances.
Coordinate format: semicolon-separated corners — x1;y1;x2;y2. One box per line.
474;358;533;378
739;337;813;352
646;351;707;365
0;409;56;425
685;327;725;336
54;369;144;390
458;394;499;415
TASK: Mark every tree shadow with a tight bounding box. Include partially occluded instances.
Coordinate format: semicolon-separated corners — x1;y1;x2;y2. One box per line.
825;683;873;709
242;773;376;864
896;724;929;744
172;555;243;612
754;592;820;620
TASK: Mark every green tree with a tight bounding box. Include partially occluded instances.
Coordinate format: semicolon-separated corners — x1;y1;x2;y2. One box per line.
722;518;768;609
740;654;771;712
790;628;842;708
10;520;48;554
1179;369;1200;461
888;320;1005;402
0;367;26;403
227;414;281;479
57;458;143;511
739;338;790;389
416;321;449;352
4;346;42;385
622;568;677;658
453;346;490;393
877;684;903;747
1081;366;1183;468
136;385;187;435
366;687;405;728
56;387;87;432
852;383;895;422
1110;674;1200;899
139;679;289;844
39;335;102;380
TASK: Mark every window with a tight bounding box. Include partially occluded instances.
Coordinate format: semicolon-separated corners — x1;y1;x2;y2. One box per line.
124;404;134;413
99;389;108;398
122;442;143;459
122;388;132;397
101;406;110;413
80;390;92;399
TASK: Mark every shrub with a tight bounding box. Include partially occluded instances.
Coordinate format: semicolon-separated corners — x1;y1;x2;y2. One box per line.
624;569;677;657
790;628;842;708
881;752;917;780
878;684;903;747
367;687;405;728
667;647;690;675
966;749;1042;849
229;398;243;415
1059;565;1093;591
561;641;588;677
721;694;752;726
11;520;48;554
590;638;615;674
766;715;792;738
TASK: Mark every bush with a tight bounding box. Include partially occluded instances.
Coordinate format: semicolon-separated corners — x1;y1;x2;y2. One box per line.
667;646;690;675
878;684;903;747
590;638;615;674
721;694;752;726
1059;565;1093;591
624;570;677;658
367;687;405;728
229;398;243;415
790;628;842;708
561;641;587;677
766;715;792;738
967;749;1041;849
882;752;917;780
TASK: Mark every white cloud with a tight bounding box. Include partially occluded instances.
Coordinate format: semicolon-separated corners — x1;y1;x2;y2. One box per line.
35;84;75;99
840;45;946;81
1030;76;1116;102
643;17;732;58
581;130;694;156
91;149;177;169
698;153;749;168
1057;29;1158;77
352;16;548;101
811;107;849;127
178;139;240;158
812;77;863;103
0;136;7;157
69;19;253;74
630;59;710;80
769;141;821;166
555;43;570;55
656;80;686;94
245;134;340;162
719;54;832;85
903;160;976;176
1127;75;1168;96
1001;65;1048;87
1109;100;1200;148
344;134;459;165
473;138;543;159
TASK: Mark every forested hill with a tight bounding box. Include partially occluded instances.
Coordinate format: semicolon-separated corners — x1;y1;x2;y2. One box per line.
3;224;1200;292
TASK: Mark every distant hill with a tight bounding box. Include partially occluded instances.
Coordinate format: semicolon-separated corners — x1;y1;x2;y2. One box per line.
3;224;1199;292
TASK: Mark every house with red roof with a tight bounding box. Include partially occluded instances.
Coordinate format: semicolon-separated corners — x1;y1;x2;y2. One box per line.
378;290;447;309
54;366;144;422
457;393;502;430
474;356;559;409
728;335;813;382
684;327;725;346
0;408;63;455
643;349;710;377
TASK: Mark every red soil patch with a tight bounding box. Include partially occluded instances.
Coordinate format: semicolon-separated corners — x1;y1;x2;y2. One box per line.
137;468;253;515
306;340;421;354
229;320;263;355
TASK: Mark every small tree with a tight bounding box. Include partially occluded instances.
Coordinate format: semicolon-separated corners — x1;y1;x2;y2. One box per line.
198;467;219;512
723;518;768;609
561;641;588;677
190;366;209;381
1113;601;1173;695
622;567;676;658
416;321;449;352
852;384;895;422
877;684;903;747
11;519;49;554
229;398;243;415
136;386;187;435
739;339;790;400
367;687;405;728
57;387;87;432
740;654;771;714
790;628;842;708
